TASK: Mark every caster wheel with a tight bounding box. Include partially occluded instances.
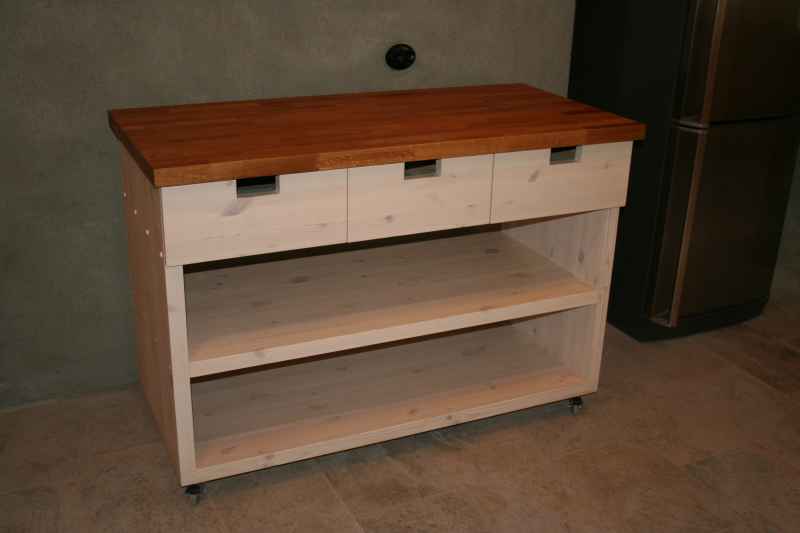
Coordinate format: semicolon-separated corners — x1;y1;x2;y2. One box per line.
568;396;583;415
185;483;205;505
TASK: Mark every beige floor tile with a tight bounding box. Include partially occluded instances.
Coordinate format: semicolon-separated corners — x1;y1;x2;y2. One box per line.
380;430;487;493
318;443;440;520
0;385;159;494
357;486;520;533
762;411;800;470
358;442;743;533
637;361;793;466
698;323;800;396
496;444;741;533
601;326;728;389
208;459;364;533
746;296;800;352
57;444;228;533
687;449;800;533
0;486;63;533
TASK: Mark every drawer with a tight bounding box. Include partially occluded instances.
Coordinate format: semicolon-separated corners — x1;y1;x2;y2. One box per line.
348;155;493;242
161;169;347;265
490;142;632;223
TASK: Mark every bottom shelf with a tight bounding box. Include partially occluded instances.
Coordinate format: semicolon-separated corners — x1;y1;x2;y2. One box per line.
191;315;596;480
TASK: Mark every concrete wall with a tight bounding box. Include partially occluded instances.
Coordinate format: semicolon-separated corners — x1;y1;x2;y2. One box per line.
1;1;576;407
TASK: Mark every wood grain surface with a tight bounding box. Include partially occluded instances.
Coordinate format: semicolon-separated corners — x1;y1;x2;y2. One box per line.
184;231;598;377
109;84;645;187
192;321;592;475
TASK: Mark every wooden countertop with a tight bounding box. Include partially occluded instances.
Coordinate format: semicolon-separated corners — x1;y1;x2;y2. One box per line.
109;84;645;187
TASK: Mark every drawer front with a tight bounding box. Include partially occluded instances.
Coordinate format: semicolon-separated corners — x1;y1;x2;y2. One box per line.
490;142;632;223
348;154;493;242
161;169;347;265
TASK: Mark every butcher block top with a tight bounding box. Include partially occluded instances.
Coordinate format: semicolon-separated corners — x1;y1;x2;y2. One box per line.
108;83;645;188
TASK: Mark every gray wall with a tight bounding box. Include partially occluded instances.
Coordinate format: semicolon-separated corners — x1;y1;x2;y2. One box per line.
1;1;576;407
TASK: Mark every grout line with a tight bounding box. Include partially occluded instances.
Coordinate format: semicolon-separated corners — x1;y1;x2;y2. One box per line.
319;465;367;533
668;327;800;410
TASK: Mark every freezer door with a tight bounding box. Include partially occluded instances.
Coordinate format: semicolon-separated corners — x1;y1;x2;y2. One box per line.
651;119;798;324
678;0;800;124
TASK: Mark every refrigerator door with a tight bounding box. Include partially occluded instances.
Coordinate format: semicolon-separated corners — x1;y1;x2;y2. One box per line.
678;0;800;124
650;118;798;325
650;127;700;321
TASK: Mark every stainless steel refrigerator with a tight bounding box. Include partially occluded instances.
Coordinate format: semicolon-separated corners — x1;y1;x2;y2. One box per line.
569;0;800;339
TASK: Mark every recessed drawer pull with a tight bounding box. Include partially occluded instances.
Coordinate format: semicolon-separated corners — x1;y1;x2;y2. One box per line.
236;175;279;197
162;168;347;265
550;146;582;165
404;159;441;179
348;154;493;242
491;143;632;223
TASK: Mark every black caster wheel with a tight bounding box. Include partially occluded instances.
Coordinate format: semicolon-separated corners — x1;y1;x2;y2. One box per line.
568;396;583;415
185;483;206;505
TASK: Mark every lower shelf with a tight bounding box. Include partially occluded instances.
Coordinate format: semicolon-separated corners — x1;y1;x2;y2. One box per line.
191;318;595;481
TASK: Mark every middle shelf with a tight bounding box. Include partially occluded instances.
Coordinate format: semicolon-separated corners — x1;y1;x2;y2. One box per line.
185;229;598;377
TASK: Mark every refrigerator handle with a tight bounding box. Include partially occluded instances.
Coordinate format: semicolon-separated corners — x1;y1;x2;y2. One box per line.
649;126;706;325
676;0;723;126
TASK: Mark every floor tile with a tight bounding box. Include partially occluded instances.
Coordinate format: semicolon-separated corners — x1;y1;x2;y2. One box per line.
357;485;516;533
496;444;741;533
380;430;487;493
746;295;800;353
57;444;228;533
637;360;792;466
601;326;727;389
208;459;364;533
0;385;159;494
698;323;800;396
687;449;800;533
0;486;63;533
318;443;440;521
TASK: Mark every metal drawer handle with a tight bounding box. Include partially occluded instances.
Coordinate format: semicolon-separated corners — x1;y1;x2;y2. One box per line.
550;146;582;165
404;159;441;180
236;175;279;197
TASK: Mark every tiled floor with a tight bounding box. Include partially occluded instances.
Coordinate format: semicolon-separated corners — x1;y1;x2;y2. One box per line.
3;289;799;532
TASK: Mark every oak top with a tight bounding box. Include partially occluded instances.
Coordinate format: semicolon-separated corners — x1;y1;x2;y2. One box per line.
109;84;645;187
